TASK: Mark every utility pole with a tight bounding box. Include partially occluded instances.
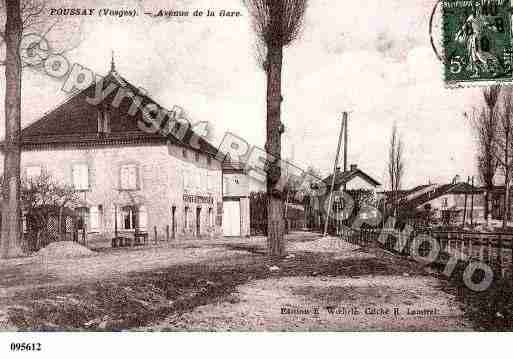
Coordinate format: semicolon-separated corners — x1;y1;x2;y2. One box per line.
343;114;348;191
463;176;469;227
324;112;347;237
470;176;475;226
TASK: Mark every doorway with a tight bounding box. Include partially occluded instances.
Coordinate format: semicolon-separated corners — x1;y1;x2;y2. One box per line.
171;206;176;239
196;207;201;237
222;200;241;237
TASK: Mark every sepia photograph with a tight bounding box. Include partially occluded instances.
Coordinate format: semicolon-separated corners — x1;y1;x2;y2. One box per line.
1;0;513;356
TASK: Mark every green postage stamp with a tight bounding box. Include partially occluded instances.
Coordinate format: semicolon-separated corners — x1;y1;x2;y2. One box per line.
443;0;513;86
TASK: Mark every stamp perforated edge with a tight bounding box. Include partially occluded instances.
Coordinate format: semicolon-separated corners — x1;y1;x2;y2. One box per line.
441;0;513;88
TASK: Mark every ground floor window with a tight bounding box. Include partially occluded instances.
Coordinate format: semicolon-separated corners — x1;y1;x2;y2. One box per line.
208;208;213;227
121;206;138;230
184;206;189;228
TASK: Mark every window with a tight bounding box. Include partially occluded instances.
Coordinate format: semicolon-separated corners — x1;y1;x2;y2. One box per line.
184;206;189;228
208;208;213;227
182;148;188;158
26;166;41;180
195;151;200;162
121;206;138;230
120;164;138;190
97;110;110;133
72;163;89;190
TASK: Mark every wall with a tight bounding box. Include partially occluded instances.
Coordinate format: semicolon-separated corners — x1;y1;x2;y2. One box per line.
223;172;249;197
223;171;250;237
345;175;379;191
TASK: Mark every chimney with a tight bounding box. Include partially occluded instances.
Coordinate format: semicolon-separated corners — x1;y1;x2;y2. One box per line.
350;164;357;171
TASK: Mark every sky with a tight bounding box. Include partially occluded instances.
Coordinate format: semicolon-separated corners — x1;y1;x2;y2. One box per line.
0;0;485;189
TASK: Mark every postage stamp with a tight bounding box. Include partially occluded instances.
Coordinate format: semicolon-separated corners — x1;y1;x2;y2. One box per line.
443;0;513;87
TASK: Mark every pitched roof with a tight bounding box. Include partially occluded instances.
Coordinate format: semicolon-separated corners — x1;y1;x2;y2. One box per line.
323;166;381;188
400;182;483;209
19;69;218;156
222;161;246;173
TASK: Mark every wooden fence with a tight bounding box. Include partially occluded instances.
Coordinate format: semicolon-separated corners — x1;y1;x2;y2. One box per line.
338;227;513;279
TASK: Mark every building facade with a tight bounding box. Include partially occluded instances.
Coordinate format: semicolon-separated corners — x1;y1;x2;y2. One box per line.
222;162;250;237
1;65;227;240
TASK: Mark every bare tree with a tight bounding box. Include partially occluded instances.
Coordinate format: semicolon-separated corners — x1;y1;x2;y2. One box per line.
492;87;513;228
468;107;498;222
21;171;78;251
481;85;501;221
0;1;82;258
388;123;404;217
245;0;308;258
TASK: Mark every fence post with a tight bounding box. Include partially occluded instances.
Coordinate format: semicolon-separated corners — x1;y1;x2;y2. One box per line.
498;234;504;277
154;225;158;245
511;238;513;278
166;225;170;241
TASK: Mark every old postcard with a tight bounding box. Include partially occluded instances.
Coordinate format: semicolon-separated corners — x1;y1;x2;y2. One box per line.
0;0;513;355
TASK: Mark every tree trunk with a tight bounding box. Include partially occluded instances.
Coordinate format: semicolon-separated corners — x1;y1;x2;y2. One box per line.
266;44;285;258
1;0;23;259
503;179;510;229
484;189;490;221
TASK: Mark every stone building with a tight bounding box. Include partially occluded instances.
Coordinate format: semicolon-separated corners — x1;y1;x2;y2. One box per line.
0;63;226;240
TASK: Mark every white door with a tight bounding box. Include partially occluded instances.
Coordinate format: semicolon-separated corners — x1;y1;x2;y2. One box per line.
223;200;241;237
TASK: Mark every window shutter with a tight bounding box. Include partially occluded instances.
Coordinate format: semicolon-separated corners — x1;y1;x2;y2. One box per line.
195;172;201;189
139;206;148;230
120;166;127;189
120;165;137;190
207;174;212;191
201;173;207;190
183;170;190;189
129;166;137;189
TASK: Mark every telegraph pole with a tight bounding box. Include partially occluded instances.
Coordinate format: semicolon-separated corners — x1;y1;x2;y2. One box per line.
324;112;347;237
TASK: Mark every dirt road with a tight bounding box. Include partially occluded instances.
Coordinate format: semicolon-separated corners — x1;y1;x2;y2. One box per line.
0;232;472;331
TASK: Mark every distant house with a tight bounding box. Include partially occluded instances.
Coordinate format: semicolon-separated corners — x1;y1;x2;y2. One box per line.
304;164;381;227
322;164;381;192
398;179;484;224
